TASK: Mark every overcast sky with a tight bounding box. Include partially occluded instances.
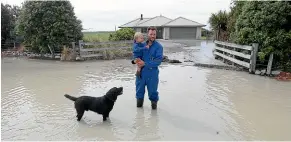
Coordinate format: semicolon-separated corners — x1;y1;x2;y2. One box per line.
3;0;232;31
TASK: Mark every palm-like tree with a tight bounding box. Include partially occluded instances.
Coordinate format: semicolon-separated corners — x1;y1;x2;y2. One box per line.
208;10;228;41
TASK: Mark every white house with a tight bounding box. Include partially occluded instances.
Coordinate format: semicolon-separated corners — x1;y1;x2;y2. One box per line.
119;14;206;40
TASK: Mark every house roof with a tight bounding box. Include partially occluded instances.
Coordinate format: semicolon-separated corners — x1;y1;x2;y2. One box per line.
162;17;205;27
119;18;151;28
119;15;205;28
135;16;172;27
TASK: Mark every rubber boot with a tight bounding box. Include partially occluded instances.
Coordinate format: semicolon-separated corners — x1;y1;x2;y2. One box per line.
137;99;144;108
151;101;157;110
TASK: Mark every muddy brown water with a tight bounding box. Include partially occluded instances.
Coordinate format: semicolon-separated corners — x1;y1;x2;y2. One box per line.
1;43;291;140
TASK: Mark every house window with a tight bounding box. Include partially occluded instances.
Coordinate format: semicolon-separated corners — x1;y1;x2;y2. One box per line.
141;28;147;33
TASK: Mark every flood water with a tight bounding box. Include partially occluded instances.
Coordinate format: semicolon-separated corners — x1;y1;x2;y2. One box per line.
1;45;291;140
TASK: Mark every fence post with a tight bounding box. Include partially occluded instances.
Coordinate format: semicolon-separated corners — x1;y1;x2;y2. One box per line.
249;43;259;73
71;42;76;51
48;45;55;59
222;44;225;63
266;52;274;76
78;40;83;49
232;46;235;66
78;40;83;57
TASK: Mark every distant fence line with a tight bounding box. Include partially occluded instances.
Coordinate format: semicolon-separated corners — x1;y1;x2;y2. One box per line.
76;40;133;58
1;40;134;60
214;40;274;75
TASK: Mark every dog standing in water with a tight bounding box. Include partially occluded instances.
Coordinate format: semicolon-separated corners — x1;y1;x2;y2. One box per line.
64;87;123;121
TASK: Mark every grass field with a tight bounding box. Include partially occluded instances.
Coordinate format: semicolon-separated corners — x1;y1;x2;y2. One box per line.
82;31;132;49
81;31;133;59
83;31;114;42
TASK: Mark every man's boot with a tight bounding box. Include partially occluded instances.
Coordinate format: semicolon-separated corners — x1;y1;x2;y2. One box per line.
151;101;157;110
137;99;144;108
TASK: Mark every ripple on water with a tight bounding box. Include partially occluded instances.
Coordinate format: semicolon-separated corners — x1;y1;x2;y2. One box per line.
2;58;291;141
2;85;37;140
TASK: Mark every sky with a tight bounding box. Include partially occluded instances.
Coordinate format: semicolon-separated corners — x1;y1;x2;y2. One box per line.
2;0;232;31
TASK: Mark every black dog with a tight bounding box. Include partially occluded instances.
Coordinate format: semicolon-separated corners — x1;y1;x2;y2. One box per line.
64;87;123;121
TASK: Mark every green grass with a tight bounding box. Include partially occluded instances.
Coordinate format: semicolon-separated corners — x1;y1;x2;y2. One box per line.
83;31;114;42
81;31;133;60
200;36;207;40
82;31;133;49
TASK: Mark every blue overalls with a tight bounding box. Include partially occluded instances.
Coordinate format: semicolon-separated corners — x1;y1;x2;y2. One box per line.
132;40;163;102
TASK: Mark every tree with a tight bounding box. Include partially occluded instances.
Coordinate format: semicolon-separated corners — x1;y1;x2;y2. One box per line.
109;28;135;41
16;1;83;54
1;3;21;48
201;28;213;39
227;0;245;42
208;10;228;41
234;1;291;70
1;3;11;45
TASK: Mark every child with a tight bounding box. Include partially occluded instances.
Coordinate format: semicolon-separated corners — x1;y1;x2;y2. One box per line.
131;32;150;78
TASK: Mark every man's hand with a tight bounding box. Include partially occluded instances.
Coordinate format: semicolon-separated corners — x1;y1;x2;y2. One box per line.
137;60;145;68
135;58;144;67
146;40;152;48
135;58;142;63
134;58;141;64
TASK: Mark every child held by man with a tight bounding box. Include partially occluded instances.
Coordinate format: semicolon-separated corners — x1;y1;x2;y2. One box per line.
131;32;152;78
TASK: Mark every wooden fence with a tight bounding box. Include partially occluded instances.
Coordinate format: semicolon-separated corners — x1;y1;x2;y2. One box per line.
213;40;259;73
77;40;133;58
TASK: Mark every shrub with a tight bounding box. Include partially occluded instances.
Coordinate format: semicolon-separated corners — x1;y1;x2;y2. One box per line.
234;1;291;70
16;1;83;53
109;28;135;41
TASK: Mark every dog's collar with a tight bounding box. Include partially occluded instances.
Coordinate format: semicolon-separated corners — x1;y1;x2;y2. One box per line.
105;96;116;102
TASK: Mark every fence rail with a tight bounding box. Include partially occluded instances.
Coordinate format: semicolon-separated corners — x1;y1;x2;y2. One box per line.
80;46;131;52
78;40;132;58
1;40;133;60
214;40;258;73
81;40;133;46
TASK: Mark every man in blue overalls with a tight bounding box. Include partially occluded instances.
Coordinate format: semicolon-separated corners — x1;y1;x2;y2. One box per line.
132;26;163;110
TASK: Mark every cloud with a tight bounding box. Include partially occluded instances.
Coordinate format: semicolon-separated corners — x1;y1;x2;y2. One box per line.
3;0;232;31
71;0;232;31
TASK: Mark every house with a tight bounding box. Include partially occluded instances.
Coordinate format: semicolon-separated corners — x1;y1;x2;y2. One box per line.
119;14;206;40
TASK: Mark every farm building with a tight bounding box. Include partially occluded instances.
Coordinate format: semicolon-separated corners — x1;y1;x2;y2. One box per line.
118;14;206;40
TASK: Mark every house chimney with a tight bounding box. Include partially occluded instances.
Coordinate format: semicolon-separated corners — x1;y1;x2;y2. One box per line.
141;14;143;20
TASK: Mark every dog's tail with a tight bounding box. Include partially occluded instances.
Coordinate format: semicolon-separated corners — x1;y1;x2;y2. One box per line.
64;94;78;101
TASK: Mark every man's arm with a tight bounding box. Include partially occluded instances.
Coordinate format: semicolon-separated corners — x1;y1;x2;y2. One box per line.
144;44;163;68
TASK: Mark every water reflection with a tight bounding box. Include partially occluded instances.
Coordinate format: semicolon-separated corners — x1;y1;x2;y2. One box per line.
74;118;118;141
132;109;161;141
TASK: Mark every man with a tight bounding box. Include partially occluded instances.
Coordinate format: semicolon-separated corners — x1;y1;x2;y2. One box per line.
132;26;163;110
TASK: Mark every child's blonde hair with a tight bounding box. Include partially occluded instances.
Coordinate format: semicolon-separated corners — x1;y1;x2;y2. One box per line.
134;32;143;40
